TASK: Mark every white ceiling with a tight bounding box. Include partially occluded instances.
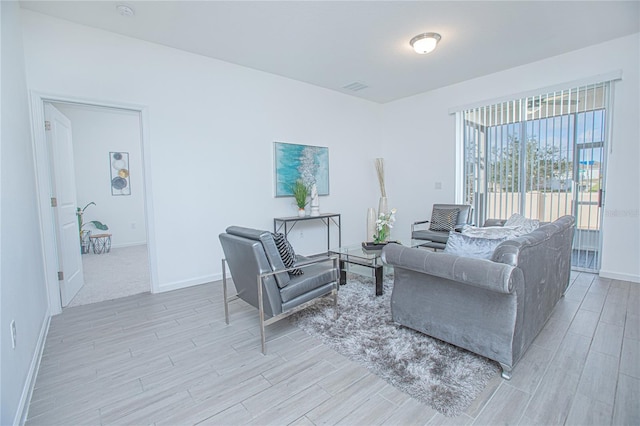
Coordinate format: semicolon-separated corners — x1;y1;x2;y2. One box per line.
20;1;640;103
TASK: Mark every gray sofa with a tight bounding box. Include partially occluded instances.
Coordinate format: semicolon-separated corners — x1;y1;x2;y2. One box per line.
381;215;575;379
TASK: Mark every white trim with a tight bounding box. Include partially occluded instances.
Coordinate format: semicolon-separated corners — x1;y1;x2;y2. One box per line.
15;310;51;426
607;80;618;154
29;91;159;316
454;112;465;204
109;241;148;249
596;81;615;272
29;92;62;314
139;106;160;294
599;270;640;284
157;274;222;293
448;70;623;114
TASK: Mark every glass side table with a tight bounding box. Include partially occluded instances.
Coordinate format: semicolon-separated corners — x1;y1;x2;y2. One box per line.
329;240;429;296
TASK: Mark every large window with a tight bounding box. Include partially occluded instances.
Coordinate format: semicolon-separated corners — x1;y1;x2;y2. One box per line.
458;82;610;271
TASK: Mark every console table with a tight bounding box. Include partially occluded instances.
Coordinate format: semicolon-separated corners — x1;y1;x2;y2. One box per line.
273;213;341;253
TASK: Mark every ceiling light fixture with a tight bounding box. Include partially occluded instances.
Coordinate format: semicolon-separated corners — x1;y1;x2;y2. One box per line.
410;32;441;54
116;4;135;17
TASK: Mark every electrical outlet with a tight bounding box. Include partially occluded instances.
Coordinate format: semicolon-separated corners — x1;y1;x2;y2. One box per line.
131;222;137;229
10;320;16;349
435;182;442;190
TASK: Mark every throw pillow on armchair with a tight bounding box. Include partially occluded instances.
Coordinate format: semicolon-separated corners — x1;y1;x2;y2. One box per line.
429;208;460;232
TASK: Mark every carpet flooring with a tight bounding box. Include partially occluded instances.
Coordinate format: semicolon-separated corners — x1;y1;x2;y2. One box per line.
68;244;150;307
291;274;500;417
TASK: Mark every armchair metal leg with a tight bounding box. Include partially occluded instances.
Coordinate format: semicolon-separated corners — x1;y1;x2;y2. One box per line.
333;257;339;320
258;275;267;355
222;259;230;325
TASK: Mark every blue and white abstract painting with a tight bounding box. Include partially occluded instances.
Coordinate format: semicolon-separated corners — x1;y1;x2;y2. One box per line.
274;142;329;197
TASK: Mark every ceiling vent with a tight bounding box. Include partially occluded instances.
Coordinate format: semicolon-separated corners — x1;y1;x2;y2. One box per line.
342;82;369;92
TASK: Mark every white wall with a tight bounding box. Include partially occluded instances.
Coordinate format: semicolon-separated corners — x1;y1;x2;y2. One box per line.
21;10;383;291
8;8;638;422
1;2;50;424
382;33;640;282
53;103;147;248
19;10;640;288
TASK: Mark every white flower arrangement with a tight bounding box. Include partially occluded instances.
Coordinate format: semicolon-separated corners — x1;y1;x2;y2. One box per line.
373;208;396;243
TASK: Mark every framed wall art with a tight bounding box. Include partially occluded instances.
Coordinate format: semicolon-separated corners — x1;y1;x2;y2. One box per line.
110;151;131;196
274;142;329;197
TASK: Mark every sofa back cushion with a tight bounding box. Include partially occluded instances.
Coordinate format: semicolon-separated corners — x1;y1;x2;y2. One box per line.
491;216;574;268
461;225;521;240
444;232;507;259
504;213;540;234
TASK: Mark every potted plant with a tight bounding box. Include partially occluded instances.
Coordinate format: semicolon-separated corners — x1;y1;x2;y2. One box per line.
291;179;309;217
77;202;108;254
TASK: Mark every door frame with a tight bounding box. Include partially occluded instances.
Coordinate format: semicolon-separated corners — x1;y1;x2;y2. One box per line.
30;91;158;315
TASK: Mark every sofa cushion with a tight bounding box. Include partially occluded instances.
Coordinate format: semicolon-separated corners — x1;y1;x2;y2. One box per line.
429;207;460;232
279;261;336;303
272;233;304;276
461;225;522;239
504;213;540;234
444;232;507;260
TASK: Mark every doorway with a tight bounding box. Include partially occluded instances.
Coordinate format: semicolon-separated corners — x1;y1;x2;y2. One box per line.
51;102;150;307
31;93;156;315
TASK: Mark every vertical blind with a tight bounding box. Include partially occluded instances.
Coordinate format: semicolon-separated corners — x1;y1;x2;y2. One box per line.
458;81;611;271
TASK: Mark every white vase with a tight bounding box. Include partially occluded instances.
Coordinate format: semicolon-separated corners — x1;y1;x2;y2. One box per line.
310;184;320;216
297;208;306;217
366;208;377;242
378;197;388;216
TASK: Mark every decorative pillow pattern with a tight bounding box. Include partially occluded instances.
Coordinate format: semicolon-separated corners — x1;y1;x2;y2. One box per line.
429;208;460;232
504;213;540;235
461;225;522;240
444;232;507;260
272;233;304;276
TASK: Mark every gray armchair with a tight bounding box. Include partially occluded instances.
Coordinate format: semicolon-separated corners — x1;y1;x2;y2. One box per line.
219;226;339;354
411;204;473;250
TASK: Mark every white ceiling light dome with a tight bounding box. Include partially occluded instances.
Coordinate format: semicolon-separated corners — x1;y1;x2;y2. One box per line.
410;32;442;54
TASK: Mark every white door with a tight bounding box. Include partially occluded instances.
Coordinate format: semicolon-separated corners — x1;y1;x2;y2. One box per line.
45;103;84;306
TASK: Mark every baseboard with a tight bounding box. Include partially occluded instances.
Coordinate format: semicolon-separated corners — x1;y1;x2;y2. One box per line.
15;309;51;426
156;273;222;293
599;270;640;283
110;241;147;249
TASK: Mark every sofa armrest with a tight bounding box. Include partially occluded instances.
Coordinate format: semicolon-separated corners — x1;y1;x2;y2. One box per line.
381;243;522;294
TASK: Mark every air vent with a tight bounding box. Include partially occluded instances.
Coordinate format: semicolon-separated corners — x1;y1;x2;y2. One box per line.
342;82;369;92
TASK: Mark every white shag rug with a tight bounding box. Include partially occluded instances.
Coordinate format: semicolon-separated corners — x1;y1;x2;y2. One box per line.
291;274;499;417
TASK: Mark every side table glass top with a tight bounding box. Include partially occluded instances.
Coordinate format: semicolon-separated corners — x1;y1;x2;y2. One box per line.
329;243;384;267
329;240;427;265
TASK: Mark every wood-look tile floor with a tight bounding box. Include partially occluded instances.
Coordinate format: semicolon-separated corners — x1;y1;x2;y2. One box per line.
27;272;639;425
